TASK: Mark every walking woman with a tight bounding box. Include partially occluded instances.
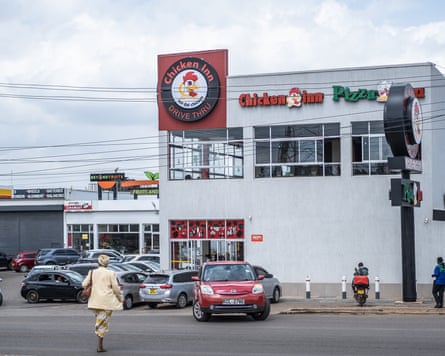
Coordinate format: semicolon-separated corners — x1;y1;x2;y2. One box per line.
82;254;123;352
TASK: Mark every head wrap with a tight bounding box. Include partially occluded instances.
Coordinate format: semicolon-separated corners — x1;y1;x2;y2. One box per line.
98;254;110;267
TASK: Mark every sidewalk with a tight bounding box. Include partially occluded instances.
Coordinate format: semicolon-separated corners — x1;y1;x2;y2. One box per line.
277;297;445;315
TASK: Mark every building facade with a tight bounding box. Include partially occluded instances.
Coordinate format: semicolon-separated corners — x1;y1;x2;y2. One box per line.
158;50;445;298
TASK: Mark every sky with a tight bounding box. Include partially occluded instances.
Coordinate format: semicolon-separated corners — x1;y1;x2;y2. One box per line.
0;0;444;189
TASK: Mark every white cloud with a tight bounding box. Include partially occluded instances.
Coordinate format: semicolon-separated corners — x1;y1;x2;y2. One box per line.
0;0;444;188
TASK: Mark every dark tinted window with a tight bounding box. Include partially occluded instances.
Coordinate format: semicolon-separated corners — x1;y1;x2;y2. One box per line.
144;274;169;284
173;271;197;283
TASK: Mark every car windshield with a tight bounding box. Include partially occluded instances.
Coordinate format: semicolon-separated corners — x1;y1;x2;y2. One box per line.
203;264;255;282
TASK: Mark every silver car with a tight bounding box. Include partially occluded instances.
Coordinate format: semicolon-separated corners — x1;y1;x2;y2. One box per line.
115;271;148;309
253;265;282;303
139;270;198;308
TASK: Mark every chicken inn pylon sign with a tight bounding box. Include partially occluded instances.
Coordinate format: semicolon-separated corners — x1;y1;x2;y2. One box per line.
383;83;423;303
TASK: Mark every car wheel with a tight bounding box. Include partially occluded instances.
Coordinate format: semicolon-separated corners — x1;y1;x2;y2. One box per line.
147;302;158;309
76;290;88;304
124;295;133;310
19;265;29;273
26;290;40;304
193;300;210;322
176;293;187;309
250;299;270;321
271;287;281;303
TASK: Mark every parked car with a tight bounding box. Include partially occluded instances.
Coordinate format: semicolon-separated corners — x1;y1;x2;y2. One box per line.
11;250;37;273
78;249;124;263
253;265;281;303
0;251;14;270
124;261;158;273
26;265;65;278
20;269;88;304
192;261;270;322
129;254;160;264
66;262;98;277
139;270;198;309
115;271;148;309
35;248;81;266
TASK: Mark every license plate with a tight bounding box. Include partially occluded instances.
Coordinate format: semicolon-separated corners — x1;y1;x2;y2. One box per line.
149;288;157;295
357;289;365;295
223;299;245;305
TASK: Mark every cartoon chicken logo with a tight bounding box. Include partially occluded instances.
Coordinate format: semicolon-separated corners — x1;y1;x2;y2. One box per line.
377;81;392;102
287;87;302;108
178;71;199;98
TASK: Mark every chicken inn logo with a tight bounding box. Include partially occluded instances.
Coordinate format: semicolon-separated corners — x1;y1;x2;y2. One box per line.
160;57;220;122
239;87;324;108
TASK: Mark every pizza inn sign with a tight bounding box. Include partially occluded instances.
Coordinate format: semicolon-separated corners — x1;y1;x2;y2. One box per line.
238;82;425;109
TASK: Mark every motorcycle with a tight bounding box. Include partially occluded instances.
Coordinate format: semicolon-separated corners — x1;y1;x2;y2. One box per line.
352;275;369;306
0;278;3;306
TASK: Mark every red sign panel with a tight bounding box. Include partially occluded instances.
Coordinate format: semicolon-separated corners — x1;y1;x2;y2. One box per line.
158;49;228;130
207;220;226;239
251;234;263;242
170;220;188;239
188;220;207;239
226;220;244;239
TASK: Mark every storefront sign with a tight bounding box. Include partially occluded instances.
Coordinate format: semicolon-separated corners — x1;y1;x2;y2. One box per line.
333;84;425;103
239;88;324;108
0;188;12;199
64;200;93;211
14;188;65;199
169;219;244;239
251;234;263;242
383;83;422;159
160;57;220;122
90;173;126;182
158;50;228;130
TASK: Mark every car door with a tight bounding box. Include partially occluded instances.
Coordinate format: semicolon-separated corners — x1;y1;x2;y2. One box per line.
35;272;56;299
52;272;74;299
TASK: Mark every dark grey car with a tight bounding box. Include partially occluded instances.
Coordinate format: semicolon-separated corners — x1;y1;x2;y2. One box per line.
139;270;198;309
35;248;80;266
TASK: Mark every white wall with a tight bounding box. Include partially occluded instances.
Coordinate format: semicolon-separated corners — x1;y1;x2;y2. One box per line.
159;63;445;297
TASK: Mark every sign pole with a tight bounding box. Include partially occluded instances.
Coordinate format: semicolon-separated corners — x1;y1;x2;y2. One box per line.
400;171;417;302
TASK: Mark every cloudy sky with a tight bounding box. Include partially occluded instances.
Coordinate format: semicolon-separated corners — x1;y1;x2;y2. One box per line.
0;0;444;189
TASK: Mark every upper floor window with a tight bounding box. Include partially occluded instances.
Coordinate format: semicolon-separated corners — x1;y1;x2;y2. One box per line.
351;121;393;175
254;123;341;178
169;128;243;180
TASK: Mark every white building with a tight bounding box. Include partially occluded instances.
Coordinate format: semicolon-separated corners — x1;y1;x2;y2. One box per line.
157;50;445;299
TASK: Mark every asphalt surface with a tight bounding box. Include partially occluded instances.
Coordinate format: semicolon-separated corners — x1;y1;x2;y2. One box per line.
1;269;443;315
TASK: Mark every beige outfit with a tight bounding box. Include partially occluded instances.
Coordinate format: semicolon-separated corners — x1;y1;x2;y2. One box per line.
82;266;123;311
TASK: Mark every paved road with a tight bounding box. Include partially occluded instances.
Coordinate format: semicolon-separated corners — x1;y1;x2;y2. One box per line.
1;270;445;356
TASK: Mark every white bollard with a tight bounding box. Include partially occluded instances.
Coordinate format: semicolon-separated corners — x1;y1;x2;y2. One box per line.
305;276;311;299
375;276;380;299
342;275;347;299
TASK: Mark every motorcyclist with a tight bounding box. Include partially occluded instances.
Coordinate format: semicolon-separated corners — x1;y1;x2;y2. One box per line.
352;262;369;294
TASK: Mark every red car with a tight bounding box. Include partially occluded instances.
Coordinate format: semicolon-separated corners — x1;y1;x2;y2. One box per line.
192;261;270;322
12;250;37;273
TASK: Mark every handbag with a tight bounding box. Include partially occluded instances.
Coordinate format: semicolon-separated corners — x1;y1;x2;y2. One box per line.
82;270;93;298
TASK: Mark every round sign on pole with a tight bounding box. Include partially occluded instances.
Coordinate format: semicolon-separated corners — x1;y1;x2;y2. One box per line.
383;83;422;159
